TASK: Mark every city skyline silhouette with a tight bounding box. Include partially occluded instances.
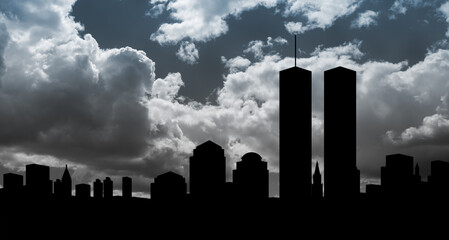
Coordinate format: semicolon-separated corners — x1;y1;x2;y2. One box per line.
2;64;449;204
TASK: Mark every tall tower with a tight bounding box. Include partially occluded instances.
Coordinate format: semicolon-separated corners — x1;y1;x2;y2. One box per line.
189;140;226;199
61;165;72;197
104;177;113;199
279;35;312;200
324;66;359;199
93;179;103;199
122;176;132;198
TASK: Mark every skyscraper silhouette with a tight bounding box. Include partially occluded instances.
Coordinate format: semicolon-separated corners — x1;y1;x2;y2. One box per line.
312;162;323;200
279;66;312;201
151;171;187;200
233;152;268;200
104;177;113;199
381;154;414;198
428;160;449;198
3;173;23;196
324;67;360;199
61;165;72;197
54;179;62;197
94;179;103;199
189;140;226;199
26;164;52;198
122;176;132;198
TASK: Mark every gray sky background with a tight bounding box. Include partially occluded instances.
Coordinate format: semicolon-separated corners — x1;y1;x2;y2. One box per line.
1;0;449;197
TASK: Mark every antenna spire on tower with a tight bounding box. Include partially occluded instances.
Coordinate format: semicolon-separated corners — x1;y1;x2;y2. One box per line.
294;35;297;67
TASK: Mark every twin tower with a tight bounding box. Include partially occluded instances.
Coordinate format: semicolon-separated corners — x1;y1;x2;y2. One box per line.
280;66;360;200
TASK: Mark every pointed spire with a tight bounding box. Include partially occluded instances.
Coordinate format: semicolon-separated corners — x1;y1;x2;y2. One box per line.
62;164;71;181
314;161;320;175
415;163;420;176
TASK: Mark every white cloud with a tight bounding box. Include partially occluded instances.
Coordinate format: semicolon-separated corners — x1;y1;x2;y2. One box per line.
221;56;251;73
285;21;307;35
390;0;424;17
439;1;449;37
284;0;360;31
176;41;199;64
151;72;184;101
351;10;379;29
150;0;278;45
243;36;288;60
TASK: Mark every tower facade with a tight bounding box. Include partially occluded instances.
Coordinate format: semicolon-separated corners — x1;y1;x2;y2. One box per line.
93;179;103;199
233;152;269;200
324;67;359;199
279;66;312;201
26;164;52;198
61;165;72;197
189;140;226;199
104;177;113;199
122;176;132;198
151;171;187;200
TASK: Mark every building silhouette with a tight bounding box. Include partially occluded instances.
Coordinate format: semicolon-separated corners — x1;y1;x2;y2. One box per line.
61;165;72;197
54;179;62;197
151;171;187;200
94;179;103;199
104;177;113;199
312;162;323;200
75;184;91;198
122;176;132;198
323;67;360;199
189;140;226;199
3;173;23;196
26;164;52;198
233;152;268;200
381;154;414;198
428;160;449;198
279;66;312;201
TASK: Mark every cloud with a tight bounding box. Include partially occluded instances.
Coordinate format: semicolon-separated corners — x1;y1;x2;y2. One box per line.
439;1;449;37
176;41;199;64
221;56;251;74
151;72;184;100
351;10;379;29
146;0;169;18
389;0;424;17
243;36;288;60
283;0;360;31
386;93;449;147
149;0;278;45
284;21;307;35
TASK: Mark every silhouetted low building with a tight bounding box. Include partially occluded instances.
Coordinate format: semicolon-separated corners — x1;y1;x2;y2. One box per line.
151;171;186;200
26;164;52;198
233;152;268;200
189;140;226;199
3;173;23;197
93;179;103;199
428;160;449;198
381;154;414;198
54;179;62;197
76;184;91;198
122;176;132;198
104;177;113;199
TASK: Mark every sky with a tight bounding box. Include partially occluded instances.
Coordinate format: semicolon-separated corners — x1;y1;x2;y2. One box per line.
1;0;449;197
